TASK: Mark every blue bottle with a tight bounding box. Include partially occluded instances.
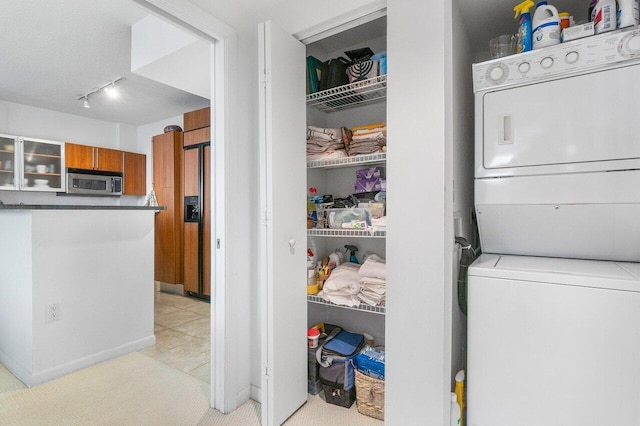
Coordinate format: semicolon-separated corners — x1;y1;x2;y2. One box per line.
514;0;535;53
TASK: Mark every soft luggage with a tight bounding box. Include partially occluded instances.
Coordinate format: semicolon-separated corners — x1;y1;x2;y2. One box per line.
316;327;365;407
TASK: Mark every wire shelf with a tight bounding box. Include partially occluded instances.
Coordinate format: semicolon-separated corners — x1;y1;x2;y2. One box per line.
307;294;386;315
306;75;387;113
307;152;386;169
307;228;386;238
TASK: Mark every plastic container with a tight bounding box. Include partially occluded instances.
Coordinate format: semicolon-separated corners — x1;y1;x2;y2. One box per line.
450;392;461;426
592;0;616;33
327;208;371;229
514;0;535;53
532;1;561;50
307;328;320;348
489;34;516;58
455;370;466;426
559;11;570;29
617;0;640;28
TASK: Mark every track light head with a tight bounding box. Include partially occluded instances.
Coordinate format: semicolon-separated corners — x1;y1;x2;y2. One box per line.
83;97;90;108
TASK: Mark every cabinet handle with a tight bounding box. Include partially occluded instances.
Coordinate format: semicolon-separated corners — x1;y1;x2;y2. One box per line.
288;239;296;248
95;148;99;170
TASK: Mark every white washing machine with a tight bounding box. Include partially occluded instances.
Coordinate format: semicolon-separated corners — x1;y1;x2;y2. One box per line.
467;254;640;426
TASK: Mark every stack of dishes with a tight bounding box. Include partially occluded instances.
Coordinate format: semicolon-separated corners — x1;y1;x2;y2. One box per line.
33;179;49;188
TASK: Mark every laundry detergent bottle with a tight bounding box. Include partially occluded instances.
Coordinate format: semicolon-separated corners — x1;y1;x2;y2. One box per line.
514;0;535;53
592;0;616;33
532;1;561;50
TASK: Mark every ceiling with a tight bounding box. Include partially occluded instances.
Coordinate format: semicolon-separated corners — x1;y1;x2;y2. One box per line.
0;0;210;126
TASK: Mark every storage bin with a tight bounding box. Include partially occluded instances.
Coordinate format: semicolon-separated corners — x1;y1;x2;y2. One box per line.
322;384;356;408
354;369;385;420
327;208;371;229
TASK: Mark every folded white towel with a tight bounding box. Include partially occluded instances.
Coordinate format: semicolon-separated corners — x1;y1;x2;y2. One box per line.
358;254;386;280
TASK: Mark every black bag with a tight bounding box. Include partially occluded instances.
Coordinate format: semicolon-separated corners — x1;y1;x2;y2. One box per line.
316;327;365;390
318;57;350;91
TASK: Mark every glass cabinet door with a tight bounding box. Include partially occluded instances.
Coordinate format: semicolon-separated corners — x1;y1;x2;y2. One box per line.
21;137;65;192
0;135;18;191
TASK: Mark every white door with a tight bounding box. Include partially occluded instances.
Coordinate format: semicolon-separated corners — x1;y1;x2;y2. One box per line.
258;20;307;426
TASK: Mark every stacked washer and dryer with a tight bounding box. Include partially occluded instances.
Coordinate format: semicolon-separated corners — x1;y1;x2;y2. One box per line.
468;28;640;425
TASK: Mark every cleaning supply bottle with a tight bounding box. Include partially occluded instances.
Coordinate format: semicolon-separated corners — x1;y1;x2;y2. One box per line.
344;245;359;264
532;1;560;50
592;0;616;33
514;0;535;53
455;370;466;426
450;392;461;426
617;0;640;28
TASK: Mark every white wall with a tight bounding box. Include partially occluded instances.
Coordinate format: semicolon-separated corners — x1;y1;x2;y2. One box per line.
0;100;133;149
0;210;155;386
0;212;33;385
451;0;476;389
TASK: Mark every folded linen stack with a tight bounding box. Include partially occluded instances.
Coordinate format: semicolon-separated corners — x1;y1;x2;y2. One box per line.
318;262;362;307
348;123;387;156
357;254;386;306
307;125;347;161
318;254;387;308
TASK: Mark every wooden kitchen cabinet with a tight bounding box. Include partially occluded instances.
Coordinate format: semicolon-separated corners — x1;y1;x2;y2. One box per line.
152;131;184;285
183;106;210;132
65;143;94;170
123;151;146;195
65;142;123;173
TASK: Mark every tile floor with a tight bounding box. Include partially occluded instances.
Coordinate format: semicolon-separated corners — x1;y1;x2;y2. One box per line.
139;283;211;383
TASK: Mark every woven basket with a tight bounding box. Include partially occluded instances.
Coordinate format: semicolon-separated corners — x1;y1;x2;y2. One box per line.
354;369;384;420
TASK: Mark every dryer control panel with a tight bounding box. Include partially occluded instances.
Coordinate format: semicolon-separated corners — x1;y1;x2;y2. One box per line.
473;27;640;92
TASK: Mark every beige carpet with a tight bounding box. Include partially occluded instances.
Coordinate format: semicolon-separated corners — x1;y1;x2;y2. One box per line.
0;352;210;425
283;393;383;426
0;363;27;400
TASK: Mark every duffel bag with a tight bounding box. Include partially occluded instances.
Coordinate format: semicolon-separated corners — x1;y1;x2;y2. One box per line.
318;57;350;91
316;327;365;390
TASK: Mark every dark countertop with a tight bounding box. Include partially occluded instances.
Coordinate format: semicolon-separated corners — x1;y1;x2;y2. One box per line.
0;203;166;211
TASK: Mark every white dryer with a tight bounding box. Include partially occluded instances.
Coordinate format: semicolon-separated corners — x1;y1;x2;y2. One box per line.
473;27;640;262
467;254;640;426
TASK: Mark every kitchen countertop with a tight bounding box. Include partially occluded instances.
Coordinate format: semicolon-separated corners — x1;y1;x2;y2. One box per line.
0;203;166;210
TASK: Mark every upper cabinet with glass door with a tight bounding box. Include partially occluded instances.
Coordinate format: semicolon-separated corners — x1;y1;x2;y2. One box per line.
0;134;65;192
0;135;18;190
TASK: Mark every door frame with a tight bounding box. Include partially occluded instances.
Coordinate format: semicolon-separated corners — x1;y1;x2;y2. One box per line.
131;0;236;413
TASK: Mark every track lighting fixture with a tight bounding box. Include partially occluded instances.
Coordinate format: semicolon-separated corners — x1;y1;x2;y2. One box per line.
77;77;122;107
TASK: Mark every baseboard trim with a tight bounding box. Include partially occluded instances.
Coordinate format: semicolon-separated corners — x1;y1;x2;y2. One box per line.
250;384;262;403
0;348;31;388
29;335;156;387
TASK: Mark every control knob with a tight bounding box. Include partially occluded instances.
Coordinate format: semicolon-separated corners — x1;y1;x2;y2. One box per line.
540;57;554;69
565;51;579;64
485;63;509;84
518;62;531;73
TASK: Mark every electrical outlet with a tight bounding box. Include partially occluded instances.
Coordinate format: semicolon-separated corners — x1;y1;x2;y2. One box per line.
46;303;60;322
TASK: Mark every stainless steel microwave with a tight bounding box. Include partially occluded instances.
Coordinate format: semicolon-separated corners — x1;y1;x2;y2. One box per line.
66;170;122;196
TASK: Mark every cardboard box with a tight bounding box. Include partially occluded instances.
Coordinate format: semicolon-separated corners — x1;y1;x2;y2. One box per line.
354;178;386;194
347;60;379;83
561;22;594;42
356;167;384;180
